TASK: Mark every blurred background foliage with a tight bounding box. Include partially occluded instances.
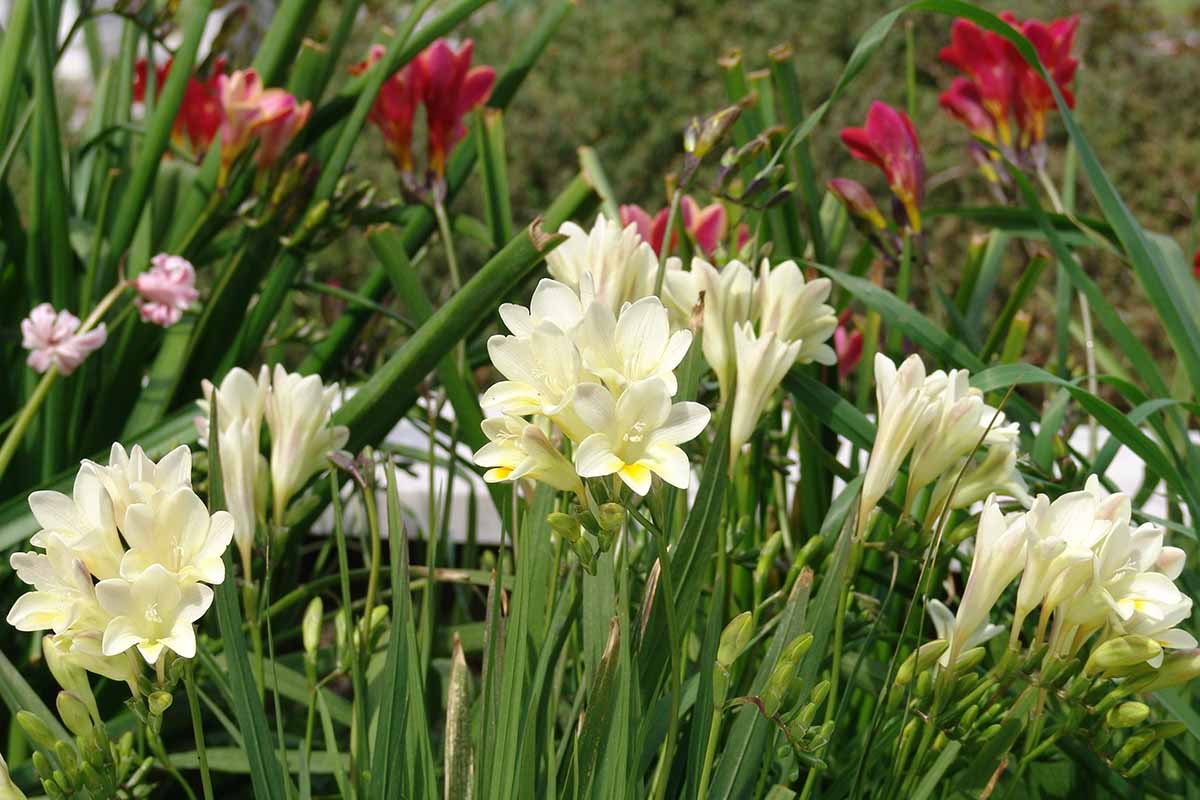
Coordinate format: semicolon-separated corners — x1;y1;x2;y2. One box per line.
267;0;1200;369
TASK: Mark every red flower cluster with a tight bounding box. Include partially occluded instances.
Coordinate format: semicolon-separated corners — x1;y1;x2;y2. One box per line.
939;13;1079;161
354;38;495;194
133;56;226;155
838;102;925;233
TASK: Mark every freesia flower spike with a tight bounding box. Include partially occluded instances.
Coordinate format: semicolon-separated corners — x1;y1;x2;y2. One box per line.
354;44;423;175
417;38;495;180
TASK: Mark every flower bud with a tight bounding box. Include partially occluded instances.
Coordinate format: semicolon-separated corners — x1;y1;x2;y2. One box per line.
597;503;625;533
548;512;581;543
303;597;324;658
56;692;93;738
755;531;783;583
914;669;933;701
148;691;173;717
1106;701;1150;729
809;679;831;708
717;612;754;669
955;646;987;673
684;105;741;160
1085;635;1162;677
42;637;98;723
17;711;58;753
1125;740;1165;777
1111;730;1155;771
1141;650;1200;692
894;640;948;687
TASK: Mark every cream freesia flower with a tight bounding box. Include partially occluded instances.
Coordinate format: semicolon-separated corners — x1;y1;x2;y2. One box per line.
1108;572;1196;665
691;258;755;399
858;353;937;535
545;216;658;313
265;366;349;524
572;378;710;495
942;497;1026;665
473;415;584;496
119;487;234;585
927;598;1003;668
481;323;592;441
498;278;588;337
927;441;1032;523
27;466;124;580
756;260;837;367
85;443;193;527
7;534;105;635
199;366;270;573
96;564;213;663
729;323;801;463
574;296;692;396
44;631;137;687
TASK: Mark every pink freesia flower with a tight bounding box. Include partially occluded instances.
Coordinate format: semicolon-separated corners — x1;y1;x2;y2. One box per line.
352;45;423;174
681;196;727;257
619;203;671;254
135;254;199;328
834;310;863;381
827;178;886;229
253;92;311;169
416;39;495;178
735;223;751;254
21;304;107;376
840;102;925;232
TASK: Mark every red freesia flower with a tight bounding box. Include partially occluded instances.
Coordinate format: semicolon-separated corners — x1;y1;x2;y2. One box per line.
619;204;668;253
839;102;925;232
416;39;495;179
938;19;1019;146
134;56;226;154
1003;12;1079;148
680;196;727;257
353;44;423;174
938;78;995;142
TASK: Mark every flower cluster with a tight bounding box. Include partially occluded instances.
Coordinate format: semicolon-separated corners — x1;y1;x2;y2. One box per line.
134;253;198;328
859;353;1026;535
932;480;1193;673
216;68;311;181
475;218;709;497
664;256;837;462
197;366;349;574
134;56;226;155
21;305;107;376
7;444;232;676
354;38;495;195
939;13;1080;170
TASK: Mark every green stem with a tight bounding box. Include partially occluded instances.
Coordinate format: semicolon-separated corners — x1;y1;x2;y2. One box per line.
886;232;912;352
184;662;215;800
648;525;681;800
433;199;463;293
652;188;683;298
695;706;724;800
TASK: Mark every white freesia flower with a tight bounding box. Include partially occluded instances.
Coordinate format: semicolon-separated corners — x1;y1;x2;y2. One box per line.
546;217;658;313
199;366;270;573
572;378;710;495
858;354;937;534
691;258;755;399
119;488;234;585
265;366;350;524
85;443;192;527
729;324;801;463
1108;572;1196;665
927;442;1032;523
498;278;588;337
482;323;591;440
44;631;136;687
473;416;584;496
927;598;1004;668
756;260;837;366
27;466;123;580
943;497;1026;665
575;296;692;396
96;563;213;663
661;257;699;330
7;534;105;634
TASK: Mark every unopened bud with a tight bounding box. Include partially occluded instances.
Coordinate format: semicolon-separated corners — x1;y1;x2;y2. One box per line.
915;669;933;701
1085;635;1162;677
1141;649;1200;692
717;612;754;669
755;532;783;582
303;597;323;657
809;679;831;708
894;640;948;687
1106;701;1150;729
369;605;389;636
1111;731;1155;771
548;512;581;542
597;503;625;532
56;692;93;738
955;646;987;673
684;105;741;160
1125;740;1165;777
148;691;173;717
42;637;97;721
17;711;58;753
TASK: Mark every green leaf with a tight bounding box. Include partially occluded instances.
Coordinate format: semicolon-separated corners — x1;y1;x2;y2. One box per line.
0;647;72;746
910;740;963;800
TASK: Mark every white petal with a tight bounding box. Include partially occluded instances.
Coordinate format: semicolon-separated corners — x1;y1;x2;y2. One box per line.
573;434;623;478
